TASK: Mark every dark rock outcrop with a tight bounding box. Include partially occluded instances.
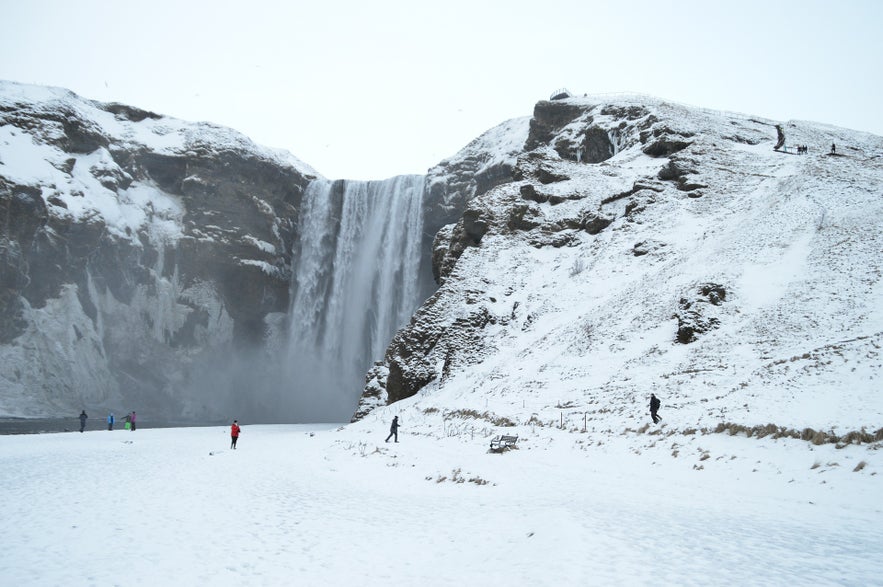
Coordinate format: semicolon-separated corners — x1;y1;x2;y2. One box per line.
640;119;694;158
676;283;728;343
658;155;706;193
525;100;587;152
581;212;614;235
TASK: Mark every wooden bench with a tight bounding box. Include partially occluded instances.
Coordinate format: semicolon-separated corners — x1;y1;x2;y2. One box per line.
489;434;519;452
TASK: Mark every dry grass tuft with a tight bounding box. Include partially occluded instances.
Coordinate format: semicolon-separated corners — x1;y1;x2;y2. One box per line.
710;423;883;447
444;409;516;427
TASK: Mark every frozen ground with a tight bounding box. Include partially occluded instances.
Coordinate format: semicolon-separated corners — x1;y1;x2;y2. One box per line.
2;418;881;586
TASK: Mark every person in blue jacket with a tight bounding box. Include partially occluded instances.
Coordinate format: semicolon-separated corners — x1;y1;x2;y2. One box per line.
107;412;115;431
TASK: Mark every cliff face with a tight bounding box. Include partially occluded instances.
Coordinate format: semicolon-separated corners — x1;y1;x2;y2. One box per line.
354;96;883;431
5;82;881;430
0;83;316;417
0;82;489;422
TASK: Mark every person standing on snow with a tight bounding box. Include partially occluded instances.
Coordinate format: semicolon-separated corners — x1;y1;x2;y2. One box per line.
650;394;662;424
230;420;241;449
385;416;400;443
107;412;115;431
79;410;88;433
130;411;137;431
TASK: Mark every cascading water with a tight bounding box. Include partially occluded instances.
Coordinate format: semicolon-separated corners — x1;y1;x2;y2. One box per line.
284;175;426;421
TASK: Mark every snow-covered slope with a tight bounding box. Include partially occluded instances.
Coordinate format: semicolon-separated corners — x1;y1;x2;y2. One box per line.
364;95;883;439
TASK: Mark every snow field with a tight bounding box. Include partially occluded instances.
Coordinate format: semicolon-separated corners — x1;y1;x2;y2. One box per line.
2;420;881;586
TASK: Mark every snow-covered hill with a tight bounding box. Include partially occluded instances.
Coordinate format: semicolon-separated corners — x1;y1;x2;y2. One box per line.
363;95;883;441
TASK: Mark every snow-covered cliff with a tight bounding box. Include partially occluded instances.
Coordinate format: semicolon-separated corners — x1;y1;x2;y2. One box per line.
359;95;883;433
0;82;318;418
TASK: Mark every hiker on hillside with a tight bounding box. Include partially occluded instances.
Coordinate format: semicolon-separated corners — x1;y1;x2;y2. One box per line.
107;412;115;431
78;410;88;433
385;416;400;443
650;394;662;424
230;420;241;449
831;143;836;154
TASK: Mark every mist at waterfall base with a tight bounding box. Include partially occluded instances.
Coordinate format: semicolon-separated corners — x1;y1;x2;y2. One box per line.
186;176;430;424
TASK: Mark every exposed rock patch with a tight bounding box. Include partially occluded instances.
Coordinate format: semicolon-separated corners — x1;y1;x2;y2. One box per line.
657;155;706;193
676;283;728;343
632;239;667;256
641;123;694;157
581;211;615;235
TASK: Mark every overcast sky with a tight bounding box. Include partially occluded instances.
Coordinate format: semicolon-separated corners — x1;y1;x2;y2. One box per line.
2;0;881;180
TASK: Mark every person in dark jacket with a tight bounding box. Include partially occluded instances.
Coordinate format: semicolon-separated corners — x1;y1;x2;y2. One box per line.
79;410;88;433
385;416;399;443
650;394;662;424
230;420;241;449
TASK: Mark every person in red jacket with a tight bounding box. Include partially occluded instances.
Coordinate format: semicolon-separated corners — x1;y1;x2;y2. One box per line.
230;420;241;449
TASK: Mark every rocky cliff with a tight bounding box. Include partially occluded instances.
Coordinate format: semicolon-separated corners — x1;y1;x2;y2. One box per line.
0;82;317;418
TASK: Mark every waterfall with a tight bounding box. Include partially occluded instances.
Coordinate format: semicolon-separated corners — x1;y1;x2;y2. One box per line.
285;175;426;421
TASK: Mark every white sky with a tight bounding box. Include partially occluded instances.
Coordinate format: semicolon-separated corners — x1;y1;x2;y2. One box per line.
2;0;881;180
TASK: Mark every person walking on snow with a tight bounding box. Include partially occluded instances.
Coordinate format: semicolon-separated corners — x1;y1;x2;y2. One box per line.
650;394;662;424
79;410;88;433
385;416;399;443
107;412;115;431
230;420;241;449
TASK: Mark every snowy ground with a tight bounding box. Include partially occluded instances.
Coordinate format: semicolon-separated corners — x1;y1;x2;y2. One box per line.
2;417;881;586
